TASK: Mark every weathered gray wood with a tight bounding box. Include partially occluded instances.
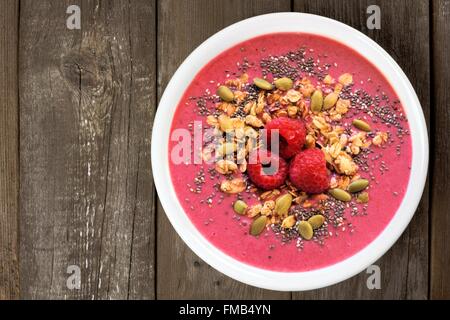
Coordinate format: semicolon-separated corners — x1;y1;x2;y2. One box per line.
430;0;450;300
19;0;156;299
293;0;430;299
156;0;292;299
0;0;19;300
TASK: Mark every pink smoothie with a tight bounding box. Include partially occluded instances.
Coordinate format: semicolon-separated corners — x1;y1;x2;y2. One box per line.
168;33;412;272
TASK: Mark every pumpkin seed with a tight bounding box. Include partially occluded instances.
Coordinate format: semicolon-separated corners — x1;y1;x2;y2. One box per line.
274;193;293;216
310;89;323;113
250;215;268;236
348;179;369;193
274;77;293;91
329;188;352;202
323;92;339;110
253;77;274;90
233;200;247;215
217;85;234;102
357;192;369;203
298;221;314;240
352;119;371;132
307;214;325;229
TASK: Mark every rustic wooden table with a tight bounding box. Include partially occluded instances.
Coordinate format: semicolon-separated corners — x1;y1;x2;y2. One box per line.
0;0;448;300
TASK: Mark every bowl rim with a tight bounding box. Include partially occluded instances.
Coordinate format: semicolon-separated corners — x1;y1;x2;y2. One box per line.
151;12;429;291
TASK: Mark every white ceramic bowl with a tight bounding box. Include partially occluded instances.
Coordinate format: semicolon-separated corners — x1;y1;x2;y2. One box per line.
152;12;428;291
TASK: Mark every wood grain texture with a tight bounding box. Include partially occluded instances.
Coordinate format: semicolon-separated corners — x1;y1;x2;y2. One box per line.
0;0;19;300
156;0;292;299
430;0;450;299
19;0;156;299
293;0;430;299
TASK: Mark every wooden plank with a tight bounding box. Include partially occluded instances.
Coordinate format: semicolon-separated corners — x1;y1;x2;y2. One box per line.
430;0;450;299
0;0;19;300
19;0;156;299
156;0;292;299
293;0;430;299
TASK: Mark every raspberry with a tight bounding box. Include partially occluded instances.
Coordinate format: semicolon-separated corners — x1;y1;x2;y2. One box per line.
289;148;329;194
264;117;306;159
247;150;288;190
